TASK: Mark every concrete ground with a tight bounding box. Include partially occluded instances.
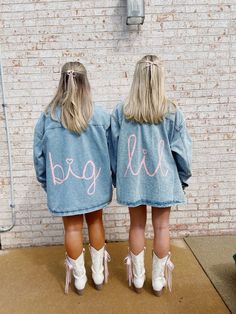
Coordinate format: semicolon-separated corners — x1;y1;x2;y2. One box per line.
185;235;236;314
0;239;231;314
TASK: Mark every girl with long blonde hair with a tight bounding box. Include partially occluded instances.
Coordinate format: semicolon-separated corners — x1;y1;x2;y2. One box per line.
111;55;192;295
34;61;112;295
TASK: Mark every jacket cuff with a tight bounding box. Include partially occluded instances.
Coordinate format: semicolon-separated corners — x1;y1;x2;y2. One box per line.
182;182;188;190
41;183;47;192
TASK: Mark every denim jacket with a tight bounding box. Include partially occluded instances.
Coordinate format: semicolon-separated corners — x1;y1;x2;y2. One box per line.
33;105;112;216
111;103;192;207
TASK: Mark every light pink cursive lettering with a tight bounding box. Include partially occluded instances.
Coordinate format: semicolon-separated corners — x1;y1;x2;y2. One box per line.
124;134;168;177
49;152;101;195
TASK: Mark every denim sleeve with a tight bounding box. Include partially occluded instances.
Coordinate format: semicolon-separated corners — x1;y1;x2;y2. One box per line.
171;112;192;189
110;106;121;187
33;113;46;192
105;119;114;184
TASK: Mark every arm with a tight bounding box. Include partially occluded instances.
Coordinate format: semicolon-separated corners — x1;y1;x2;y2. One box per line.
33;113;47;192
106;123;115;186
110;105;121;187
171;110;192;189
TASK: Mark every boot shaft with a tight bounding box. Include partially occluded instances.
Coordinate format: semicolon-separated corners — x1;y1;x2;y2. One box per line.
130;250;145;278
152;251;174;293
89;245;111;286
152;251;169;278
89;246;105;273
125;249;146;290
65;249;87;294
66;250;86;278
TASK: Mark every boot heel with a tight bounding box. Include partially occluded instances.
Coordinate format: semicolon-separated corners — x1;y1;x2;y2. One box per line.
153;289;162;297
94;283;103;291
134;286;143;294
76;288;85;295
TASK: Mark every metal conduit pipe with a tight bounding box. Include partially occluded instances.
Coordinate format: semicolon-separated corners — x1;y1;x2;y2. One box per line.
126;0;145;25
0;54;16;232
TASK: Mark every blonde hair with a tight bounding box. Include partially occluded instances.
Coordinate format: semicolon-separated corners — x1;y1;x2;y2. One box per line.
46;61;93;134
124;55;174;124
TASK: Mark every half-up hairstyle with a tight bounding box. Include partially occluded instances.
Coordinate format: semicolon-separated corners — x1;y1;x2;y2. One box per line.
124;55;175;124
46;61;93;134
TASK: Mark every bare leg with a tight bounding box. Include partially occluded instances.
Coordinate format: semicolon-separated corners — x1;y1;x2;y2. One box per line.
85;209;105;250
129;205;147;255
152;207;171;258
63;215;84;259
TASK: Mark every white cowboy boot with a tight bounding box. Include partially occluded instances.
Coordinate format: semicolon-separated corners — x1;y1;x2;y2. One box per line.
65;249;87;295
125;250;145;293
89;245;111;290
152;251;174;296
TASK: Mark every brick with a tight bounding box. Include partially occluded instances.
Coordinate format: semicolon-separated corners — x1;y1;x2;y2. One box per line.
0;0;235;249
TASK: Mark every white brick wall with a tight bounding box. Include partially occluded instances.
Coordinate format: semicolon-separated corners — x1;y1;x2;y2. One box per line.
0;0;236;248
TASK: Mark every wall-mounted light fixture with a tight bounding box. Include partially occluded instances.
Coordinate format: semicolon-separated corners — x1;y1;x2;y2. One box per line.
126;0;145;25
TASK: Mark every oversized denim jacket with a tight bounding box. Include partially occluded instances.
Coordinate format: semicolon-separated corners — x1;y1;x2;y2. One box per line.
111;103;192;207
33;105;112;216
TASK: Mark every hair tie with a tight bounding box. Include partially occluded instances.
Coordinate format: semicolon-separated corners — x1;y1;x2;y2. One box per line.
142;61;160;68
65;70;80;78
138;61;160;79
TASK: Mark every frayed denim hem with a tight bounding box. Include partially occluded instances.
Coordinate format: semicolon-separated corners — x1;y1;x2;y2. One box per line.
116;198;186;208
48;199;112;216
